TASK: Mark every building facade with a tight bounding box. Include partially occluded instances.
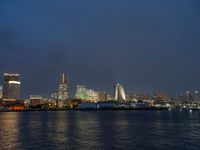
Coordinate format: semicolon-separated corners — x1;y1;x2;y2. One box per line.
2;73;20;101
29;95;44;107
75;85;87;100
75;85;99;102
114;83;126;101
57;73;69;107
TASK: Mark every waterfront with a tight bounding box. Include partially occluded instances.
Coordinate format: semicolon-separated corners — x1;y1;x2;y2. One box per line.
0;110;200;150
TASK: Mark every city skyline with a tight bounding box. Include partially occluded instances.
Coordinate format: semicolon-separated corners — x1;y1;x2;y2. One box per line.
1;1;200;97
0;72;200;100
1;1;200;150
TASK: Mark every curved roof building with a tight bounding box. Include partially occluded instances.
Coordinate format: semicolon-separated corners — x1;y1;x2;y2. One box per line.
114;83;126;101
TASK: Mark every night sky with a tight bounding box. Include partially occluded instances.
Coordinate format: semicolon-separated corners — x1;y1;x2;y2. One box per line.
1;0;200;98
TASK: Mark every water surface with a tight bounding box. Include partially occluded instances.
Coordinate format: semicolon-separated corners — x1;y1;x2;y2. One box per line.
0;110;200;150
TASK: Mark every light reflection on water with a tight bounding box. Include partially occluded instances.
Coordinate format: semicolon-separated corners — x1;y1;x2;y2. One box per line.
0;110;200;150
0;112;21;149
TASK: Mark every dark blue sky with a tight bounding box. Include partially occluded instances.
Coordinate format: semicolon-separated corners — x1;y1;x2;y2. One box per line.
0;0;200;98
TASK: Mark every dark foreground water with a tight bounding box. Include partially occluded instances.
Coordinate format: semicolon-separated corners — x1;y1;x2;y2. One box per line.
0;110;200;150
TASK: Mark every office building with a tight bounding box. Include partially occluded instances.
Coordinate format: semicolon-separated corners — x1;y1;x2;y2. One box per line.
57;73;69;107
30;95;44;107
2;73;20;101
75;85;87;100
75;85;99;102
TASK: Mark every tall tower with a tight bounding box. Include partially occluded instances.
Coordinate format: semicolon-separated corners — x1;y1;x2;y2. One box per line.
114;83;126;101
58;73;69;101
2;73;20;101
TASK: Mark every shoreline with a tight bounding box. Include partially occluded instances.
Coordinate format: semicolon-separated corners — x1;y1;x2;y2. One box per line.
1;107;200;112
0;107;170;112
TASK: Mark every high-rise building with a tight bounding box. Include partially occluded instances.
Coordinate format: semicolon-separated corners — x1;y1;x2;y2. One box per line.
114;83;126;101
75;85;87;100
2;73;20;101
58;73;69;106
75;85;99;102
0;86;3;99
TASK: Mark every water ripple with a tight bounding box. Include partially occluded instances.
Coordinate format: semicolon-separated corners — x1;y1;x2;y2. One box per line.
0;110;200;150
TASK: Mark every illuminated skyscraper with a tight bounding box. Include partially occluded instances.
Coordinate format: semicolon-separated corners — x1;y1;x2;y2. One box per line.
58;73;69;101
114;83;126;101
75;85;87;100
2;73;20;101
75;85;99;102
